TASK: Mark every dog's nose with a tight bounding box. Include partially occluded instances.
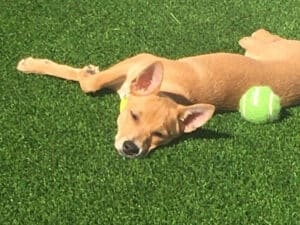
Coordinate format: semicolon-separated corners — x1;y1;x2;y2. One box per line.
122;140;140;156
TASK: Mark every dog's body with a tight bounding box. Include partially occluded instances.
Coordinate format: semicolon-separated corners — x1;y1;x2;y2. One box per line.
17;29;300;158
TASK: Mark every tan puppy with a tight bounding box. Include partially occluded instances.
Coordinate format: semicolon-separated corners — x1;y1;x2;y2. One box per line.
17;29;300;158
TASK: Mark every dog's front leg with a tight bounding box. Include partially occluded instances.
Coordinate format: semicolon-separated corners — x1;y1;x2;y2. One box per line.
17;57;97;81
17;57;128;93
79;64;128;93
78;54;157;93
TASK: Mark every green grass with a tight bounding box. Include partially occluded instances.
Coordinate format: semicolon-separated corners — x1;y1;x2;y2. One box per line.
1;0;300;224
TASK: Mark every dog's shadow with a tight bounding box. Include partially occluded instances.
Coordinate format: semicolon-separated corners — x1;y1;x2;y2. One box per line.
169;128;232;146
89;89;116;98
147;128;232;157
146;128;232;158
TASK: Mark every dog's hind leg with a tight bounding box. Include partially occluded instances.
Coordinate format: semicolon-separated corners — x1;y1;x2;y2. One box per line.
238;30;277;60
250;29;282;43
239;29;300;63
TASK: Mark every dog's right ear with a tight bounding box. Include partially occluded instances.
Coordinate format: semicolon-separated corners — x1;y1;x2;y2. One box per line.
130;61;163;96
177;104;215;133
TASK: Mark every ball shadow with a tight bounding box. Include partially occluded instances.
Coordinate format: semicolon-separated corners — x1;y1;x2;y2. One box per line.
277;108;292;122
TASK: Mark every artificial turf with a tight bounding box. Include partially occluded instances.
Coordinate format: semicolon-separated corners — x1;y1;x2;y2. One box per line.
1;0;300;224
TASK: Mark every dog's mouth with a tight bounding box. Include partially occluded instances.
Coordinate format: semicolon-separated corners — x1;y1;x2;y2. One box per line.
118;150;147;159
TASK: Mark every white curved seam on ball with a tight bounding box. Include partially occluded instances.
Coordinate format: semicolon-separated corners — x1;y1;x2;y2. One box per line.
253;87;260;106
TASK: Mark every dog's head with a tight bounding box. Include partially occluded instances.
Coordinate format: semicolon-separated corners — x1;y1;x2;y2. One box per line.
115;61;215;158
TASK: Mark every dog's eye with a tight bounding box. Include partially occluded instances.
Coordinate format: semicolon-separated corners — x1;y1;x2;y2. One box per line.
153;131;164;138
130;110;139;121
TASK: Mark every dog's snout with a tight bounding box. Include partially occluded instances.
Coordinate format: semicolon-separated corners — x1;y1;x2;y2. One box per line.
122;140;140;156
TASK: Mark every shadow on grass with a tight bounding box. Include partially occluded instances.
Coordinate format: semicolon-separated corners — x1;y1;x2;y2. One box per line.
147;128;232;158
167;128;232;147
88;89;116;97
278;108;292;122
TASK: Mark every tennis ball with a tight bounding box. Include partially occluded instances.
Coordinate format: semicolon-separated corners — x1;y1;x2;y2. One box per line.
120;96;128;112
239;86;281;124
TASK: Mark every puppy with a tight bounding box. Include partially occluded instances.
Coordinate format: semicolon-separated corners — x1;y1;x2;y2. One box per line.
17;29;300;158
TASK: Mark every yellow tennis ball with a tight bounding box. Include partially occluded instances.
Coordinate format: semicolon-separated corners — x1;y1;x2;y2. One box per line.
120;96;128;112
239;86;281;124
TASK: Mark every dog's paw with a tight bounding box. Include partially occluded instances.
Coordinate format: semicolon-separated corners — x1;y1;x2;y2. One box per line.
17;57;35;73
79;77;99;93
82;64;99;75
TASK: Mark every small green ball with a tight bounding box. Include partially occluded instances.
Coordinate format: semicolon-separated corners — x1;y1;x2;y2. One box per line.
239;86;281;124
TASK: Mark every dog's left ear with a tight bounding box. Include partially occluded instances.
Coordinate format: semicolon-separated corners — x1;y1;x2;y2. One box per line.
130;61;163;96
178;104;215;133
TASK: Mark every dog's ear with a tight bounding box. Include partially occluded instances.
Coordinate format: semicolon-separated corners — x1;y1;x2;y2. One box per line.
130;61;163;96
178;104;215;133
